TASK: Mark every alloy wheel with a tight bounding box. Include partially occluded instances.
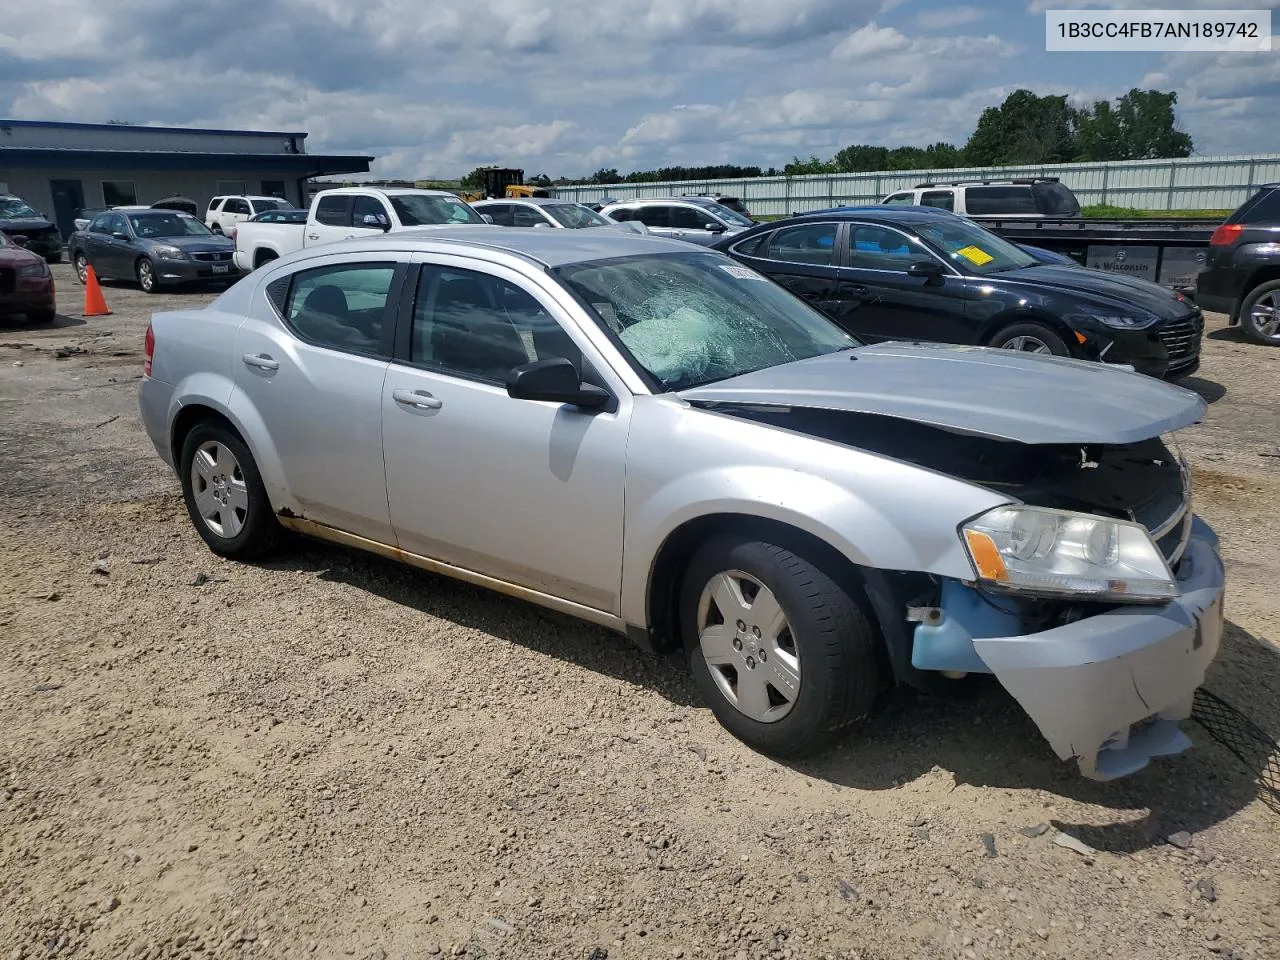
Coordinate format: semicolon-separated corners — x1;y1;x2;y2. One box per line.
138;260;155;292
75;254;88;283
1250;291;1280;340
1000;335;1052;354
696;570;801;722
190;441;249;538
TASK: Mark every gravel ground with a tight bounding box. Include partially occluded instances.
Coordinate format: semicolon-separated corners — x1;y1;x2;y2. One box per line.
1;264;1278;960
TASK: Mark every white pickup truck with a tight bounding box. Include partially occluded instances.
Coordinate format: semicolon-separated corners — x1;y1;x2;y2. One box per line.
232;186;486;272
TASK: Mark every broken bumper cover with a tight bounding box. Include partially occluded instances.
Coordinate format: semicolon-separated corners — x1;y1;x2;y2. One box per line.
972;516;1224;780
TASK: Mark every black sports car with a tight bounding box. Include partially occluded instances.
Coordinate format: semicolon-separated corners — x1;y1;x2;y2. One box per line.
714;206;1203;380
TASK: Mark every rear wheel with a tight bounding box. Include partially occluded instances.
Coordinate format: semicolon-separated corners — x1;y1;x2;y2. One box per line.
254;250;278;269
27;308;56;324
1240;280;1280;346
179;422;281;559
679;534;883;758
988;321;1070;356
74;252;89;284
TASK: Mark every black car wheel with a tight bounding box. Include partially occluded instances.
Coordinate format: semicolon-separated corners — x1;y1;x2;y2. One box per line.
1240;280;1280;346
27;308;56;324
988;321;1071;356
137;258;158;294
45;251;62;264
74;252;90;284
679;533;883;758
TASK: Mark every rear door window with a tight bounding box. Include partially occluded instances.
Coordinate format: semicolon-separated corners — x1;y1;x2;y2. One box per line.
225;198;251;216
482;204;514;226
632;206;672;228
764;222;838;266
919;190;954;211
512;206;546;227
315;195;354;227
283;262;397;355
963;187;1039;216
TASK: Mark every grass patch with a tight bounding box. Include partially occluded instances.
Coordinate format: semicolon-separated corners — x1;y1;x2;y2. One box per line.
1082;204;1229;220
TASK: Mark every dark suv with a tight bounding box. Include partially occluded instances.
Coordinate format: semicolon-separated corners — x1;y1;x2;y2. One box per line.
1195;183;1280;345
715;206;1203;380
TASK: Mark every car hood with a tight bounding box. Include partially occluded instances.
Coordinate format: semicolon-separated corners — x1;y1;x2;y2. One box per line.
0;216;58;234
991;264;1193;319
678;342;1206;444
0;244;46;267
145;235;234;253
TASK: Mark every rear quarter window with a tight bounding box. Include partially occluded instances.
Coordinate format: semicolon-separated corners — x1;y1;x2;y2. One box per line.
1032;182;1080;216
1230;187;1280;224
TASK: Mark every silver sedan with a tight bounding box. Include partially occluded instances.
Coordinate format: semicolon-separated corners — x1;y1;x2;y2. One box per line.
139;228;1224;778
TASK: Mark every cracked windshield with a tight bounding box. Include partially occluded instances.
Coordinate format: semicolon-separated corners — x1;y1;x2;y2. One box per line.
556;252;857;389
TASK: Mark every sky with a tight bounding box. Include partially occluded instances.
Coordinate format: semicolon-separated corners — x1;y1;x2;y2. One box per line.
1;0;1277;180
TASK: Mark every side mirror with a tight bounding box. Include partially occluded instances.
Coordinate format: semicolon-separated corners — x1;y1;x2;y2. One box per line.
112;231;130;241
704;222;727;233
907;260;944;283
479;213;495;224
361;214;391;231
506;357;610;409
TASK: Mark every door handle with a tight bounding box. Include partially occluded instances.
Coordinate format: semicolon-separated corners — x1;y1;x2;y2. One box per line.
242;353;279;371
393;388;443;410
306;233;320;240
847;285;869;296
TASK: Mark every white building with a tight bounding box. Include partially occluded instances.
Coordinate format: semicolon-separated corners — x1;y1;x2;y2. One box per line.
0;119;372;240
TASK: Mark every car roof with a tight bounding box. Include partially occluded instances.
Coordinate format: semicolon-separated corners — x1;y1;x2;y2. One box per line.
603;197;716;206
289;224;698;267
474;197;577;207
791;205;959;222
318;187;459;198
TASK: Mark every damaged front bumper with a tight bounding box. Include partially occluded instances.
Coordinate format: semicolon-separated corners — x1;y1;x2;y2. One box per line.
969;516;1224;780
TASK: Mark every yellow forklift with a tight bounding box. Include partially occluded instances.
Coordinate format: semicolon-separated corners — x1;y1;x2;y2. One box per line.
461;167;550;202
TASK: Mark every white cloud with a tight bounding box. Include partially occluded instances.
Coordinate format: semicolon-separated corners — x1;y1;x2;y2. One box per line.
915;6;985;29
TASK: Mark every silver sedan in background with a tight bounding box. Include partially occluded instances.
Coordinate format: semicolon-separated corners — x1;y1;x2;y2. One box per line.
138;228;1223;779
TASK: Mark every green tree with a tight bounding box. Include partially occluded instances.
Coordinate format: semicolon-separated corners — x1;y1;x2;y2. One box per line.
1114;88;1192;159
783;155;837;176
1074;99;1125;161
833;144;890;172
588;167;622;184
964;89;1075;165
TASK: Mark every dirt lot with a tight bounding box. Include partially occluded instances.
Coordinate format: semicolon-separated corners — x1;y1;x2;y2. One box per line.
2;264;1279;960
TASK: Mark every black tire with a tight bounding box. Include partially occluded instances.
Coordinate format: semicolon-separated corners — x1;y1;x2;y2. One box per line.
27;308;56;324
136;257;158;294
74;252;90;284
45;252;62;264
179;421;281;560
254;250;278;269
987;320;1071;357
1239;279;1280;346
679;534;883;758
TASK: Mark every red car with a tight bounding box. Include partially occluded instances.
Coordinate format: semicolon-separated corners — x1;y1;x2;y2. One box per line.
0;229;56;323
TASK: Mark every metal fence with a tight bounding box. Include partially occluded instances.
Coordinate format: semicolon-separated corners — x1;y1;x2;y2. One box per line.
550;154;1280;216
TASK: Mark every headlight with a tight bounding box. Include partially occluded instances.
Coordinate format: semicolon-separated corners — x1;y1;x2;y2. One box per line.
961;505;1177;602
1065;312;1158;331
18;262;48;277
154;245;185;260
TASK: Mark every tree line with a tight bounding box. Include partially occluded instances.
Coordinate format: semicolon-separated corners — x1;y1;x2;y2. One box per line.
501;88;1193;187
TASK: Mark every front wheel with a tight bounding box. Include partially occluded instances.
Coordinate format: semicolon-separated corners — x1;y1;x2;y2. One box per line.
1240;280;1280;346
137;258;158;293
179;422;281;559
679;535;883;758
988;321;1070;356
74;252;89;284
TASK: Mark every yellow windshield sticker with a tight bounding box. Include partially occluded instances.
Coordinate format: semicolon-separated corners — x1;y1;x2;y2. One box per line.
957;245;994;266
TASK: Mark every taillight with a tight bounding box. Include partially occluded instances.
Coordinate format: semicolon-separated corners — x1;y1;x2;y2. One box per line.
144;323;155;377
1209;223;1243;246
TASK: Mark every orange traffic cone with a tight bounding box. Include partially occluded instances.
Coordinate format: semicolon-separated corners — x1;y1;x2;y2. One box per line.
83;265;111;317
